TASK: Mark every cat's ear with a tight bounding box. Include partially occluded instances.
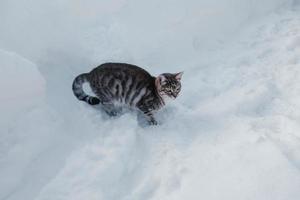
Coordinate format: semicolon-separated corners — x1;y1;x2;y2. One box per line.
175;72;183;80
158;74;166;83
155;74;166;89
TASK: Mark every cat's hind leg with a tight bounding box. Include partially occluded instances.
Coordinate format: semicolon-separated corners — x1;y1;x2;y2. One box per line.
96;89;121;117
102;103;122;117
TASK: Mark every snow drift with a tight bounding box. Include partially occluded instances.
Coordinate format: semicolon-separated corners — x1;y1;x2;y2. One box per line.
0;49;45;128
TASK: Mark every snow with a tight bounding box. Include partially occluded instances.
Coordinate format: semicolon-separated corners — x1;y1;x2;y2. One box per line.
0;49;45;130
1;1;300;200
0;49;46;200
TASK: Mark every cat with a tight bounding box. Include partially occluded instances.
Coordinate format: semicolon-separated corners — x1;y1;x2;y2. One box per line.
72;63;183;125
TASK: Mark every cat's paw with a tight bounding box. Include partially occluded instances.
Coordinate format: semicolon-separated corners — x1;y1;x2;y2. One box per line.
148;119;158;125
105;110;118;117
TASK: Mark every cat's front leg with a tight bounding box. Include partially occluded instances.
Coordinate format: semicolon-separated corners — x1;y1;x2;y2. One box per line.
137;107;158;125
146;112;158;125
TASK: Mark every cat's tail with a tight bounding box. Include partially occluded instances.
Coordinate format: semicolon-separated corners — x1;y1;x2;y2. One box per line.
72;73;100;105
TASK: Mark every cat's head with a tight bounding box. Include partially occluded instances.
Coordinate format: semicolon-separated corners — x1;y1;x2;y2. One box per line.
155;72;183;100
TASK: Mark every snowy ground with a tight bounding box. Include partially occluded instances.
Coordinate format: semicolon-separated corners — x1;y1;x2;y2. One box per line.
1;1;300;200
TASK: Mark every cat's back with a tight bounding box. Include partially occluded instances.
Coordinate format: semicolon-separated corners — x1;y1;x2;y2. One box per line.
88;63;156;106
90;63;153;81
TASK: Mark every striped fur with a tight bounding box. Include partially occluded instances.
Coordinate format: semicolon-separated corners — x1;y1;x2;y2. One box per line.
72;63;182;125
72;73;100;105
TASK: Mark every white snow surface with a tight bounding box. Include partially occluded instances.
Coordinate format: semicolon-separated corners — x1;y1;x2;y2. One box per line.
0;50;45;126
1;1;300;200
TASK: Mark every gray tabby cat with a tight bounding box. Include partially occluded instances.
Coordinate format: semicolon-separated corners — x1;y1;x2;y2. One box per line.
72;63;183;125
